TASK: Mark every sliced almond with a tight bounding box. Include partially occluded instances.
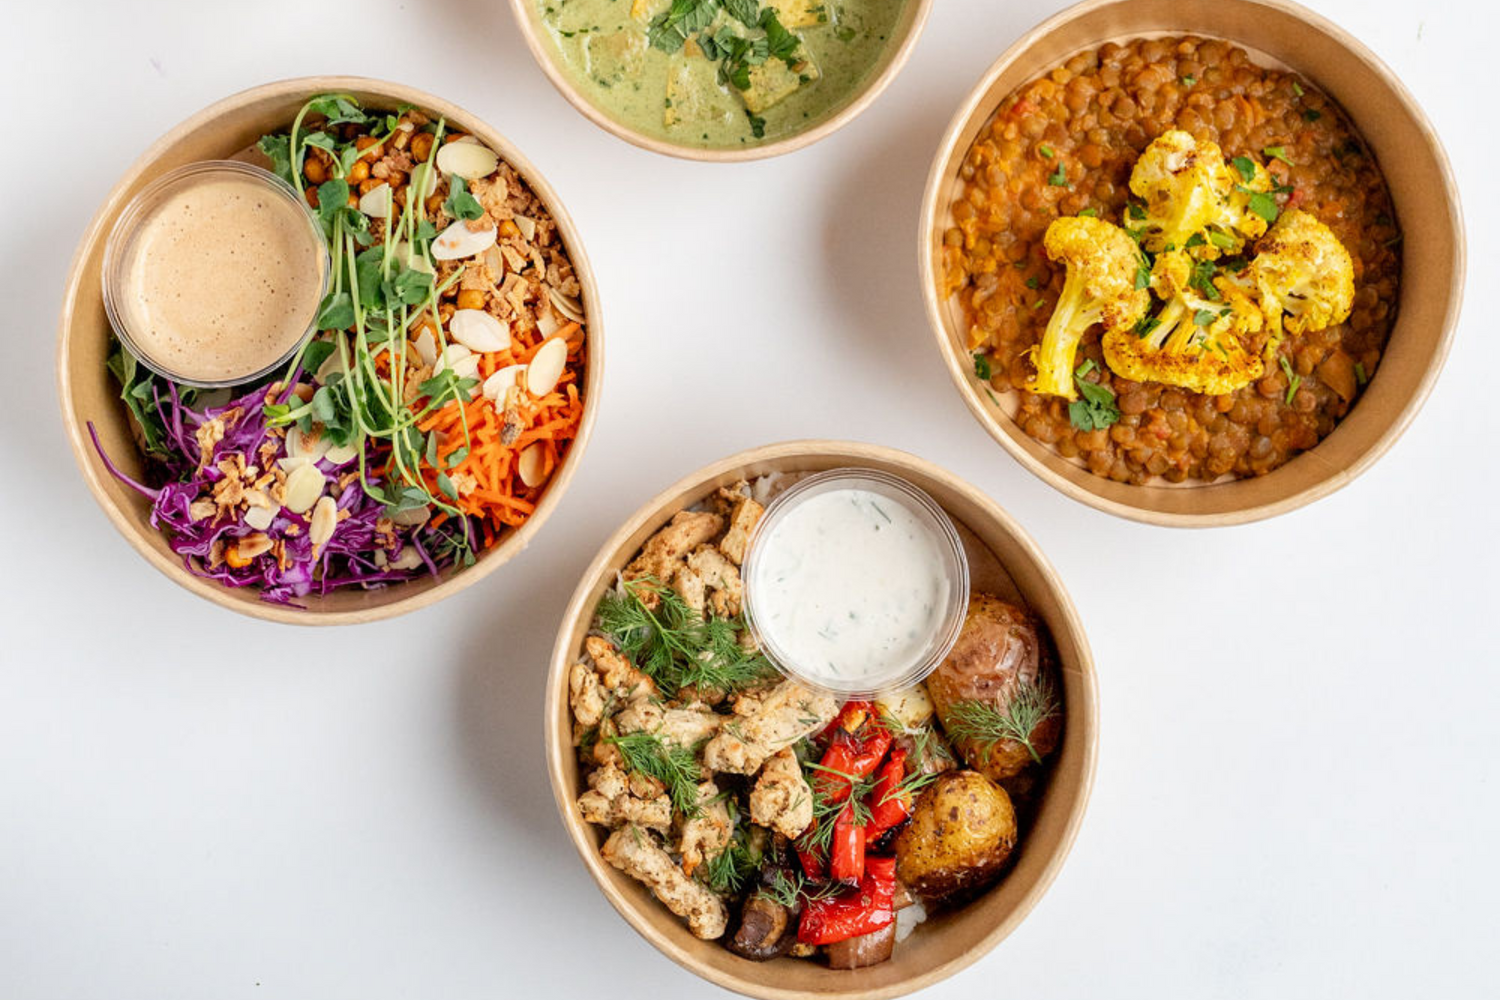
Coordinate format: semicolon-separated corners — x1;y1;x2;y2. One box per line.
358;183;392;218
482;364;527;403
244;505;278;531
449;309;511;353
513;215;537;241
393;240;435;276
436;140;500;180
278;455;311;473
536;307;560;338
411;161;439;199
518;442;547;488
391;547;424;571
412;327;438;366
390;505;431;527
286;424;332;461
527;337;568;398
548;287;585;324
309;495;339;556
432;220;498;261
315;343;348;384
283;462;326;514
235;533;275;560
325;442;360;465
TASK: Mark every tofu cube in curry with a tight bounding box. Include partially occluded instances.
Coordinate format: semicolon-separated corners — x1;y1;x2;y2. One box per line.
740;55;821;114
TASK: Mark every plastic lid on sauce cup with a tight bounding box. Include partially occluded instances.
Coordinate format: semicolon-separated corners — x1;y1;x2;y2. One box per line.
101;160;329;389
741;468;970;700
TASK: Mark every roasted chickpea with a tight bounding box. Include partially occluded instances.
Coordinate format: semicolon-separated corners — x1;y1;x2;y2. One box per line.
347;159;370;184
302;155;328;184
456;289;486;311
411;131;435;162
355;134;382;159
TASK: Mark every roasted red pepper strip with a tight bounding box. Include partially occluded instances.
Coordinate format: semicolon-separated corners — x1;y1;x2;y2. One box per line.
817;700;873;741
865;747;910;839
798;857;897;945
829;802;866;883
814;709;893;808
796;843;827;882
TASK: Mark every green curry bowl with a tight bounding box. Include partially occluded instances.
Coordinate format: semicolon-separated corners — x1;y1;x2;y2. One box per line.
509;0;934;161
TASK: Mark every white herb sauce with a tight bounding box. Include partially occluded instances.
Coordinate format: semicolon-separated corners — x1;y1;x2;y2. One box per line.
748;488;950;687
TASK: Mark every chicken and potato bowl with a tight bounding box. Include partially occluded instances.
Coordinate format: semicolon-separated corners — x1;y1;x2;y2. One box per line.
563;474;1067;973
943;35;1399;485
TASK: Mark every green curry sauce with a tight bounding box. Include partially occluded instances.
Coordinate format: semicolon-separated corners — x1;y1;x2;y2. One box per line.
538;0;907;149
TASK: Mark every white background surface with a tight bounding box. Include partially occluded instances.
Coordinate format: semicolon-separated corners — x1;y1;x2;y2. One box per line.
3;1;1496;997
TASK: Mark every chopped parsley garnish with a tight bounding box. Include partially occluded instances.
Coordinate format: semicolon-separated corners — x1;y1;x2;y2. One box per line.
1236;184;1280;224
1279;355;1302;404
746;111;766;138
1181;75;1197;86
1047;163;1068;186
1025;275;1040;290
1262;145;1292;165
1188;258;1221;300
1077;207;1098;217
1302;109;1322;122
1038;144;1055;158
1354;362;1368;385
1293;81;1305;97
1232;156;1257;183
973;351;992;380
1069;360;1119;431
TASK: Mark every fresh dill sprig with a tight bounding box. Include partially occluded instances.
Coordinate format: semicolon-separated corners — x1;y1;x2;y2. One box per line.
797;761;878;853
760;869;844;909
594;577;776;697
943;675;1061;764
699;824;762;896
605;731;704;815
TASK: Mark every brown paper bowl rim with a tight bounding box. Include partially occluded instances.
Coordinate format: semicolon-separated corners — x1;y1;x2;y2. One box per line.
544;439;1098;1000
919;0;1466;527
506;0;935;162
57;75;604;625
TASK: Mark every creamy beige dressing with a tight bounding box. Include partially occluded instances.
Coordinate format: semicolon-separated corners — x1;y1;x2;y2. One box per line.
747;487;951;687
118;173;325;383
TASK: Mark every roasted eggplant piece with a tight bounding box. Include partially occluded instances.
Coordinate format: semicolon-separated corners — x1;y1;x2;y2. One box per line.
825;922;896;969
727;890;801;961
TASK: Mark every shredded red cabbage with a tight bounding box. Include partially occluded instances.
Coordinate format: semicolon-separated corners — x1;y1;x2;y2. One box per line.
89;381;456;607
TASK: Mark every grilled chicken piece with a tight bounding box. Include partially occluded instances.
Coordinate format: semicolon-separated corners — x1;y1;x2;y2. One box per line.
577;763;671;833
602;826;729;940
703;682;838;775
749;748;813;839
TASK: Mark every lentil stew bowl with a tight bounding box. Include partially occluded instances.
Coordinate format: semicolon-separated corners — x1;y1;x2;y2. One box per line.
920;0;1464;526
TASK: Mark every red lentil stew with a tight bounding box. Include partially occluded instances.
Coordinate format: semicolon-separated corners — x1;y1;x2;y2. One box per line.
941;36;1401;484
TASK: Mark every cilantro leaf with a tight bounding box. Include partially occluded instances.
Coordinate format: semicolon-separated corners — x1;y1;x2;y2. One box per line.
973;352;992;380
1232;155;1257;183
1068;361;1119;431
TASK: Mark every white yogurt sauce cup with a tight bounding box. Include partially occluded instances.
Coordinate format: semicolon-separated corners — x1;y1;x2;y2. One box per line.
742;469;969;698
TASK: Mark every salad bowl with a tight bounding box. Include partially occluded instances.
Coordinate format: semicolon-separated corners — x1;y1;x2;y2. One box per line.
545;440;1098;999
57;76;603;624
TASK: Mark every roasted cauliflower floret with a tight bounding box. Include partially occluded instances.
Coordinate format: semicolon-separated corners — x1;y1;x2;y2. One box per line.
1028;216;1150;399
1129;130;1234;253
1102;250;1267;395
1130;131;1274;258
1249;209;1355;341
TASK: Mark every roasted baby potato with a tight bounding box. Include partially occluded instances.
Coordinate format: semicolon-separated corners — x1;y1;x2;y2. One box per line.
894;770;1016;905
926;594;1062;781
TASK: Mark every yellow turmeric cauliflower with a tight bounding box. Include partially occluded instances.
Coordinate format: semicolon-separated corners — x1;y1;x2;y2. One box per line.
1102;251;1268;395
1129;131;1273;258
1249;209;1356;341
1028;216;1151;399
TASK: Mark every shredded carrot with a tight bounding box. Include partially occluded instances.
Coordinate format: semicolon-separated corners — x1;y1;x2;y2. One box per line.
396;324;587;550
